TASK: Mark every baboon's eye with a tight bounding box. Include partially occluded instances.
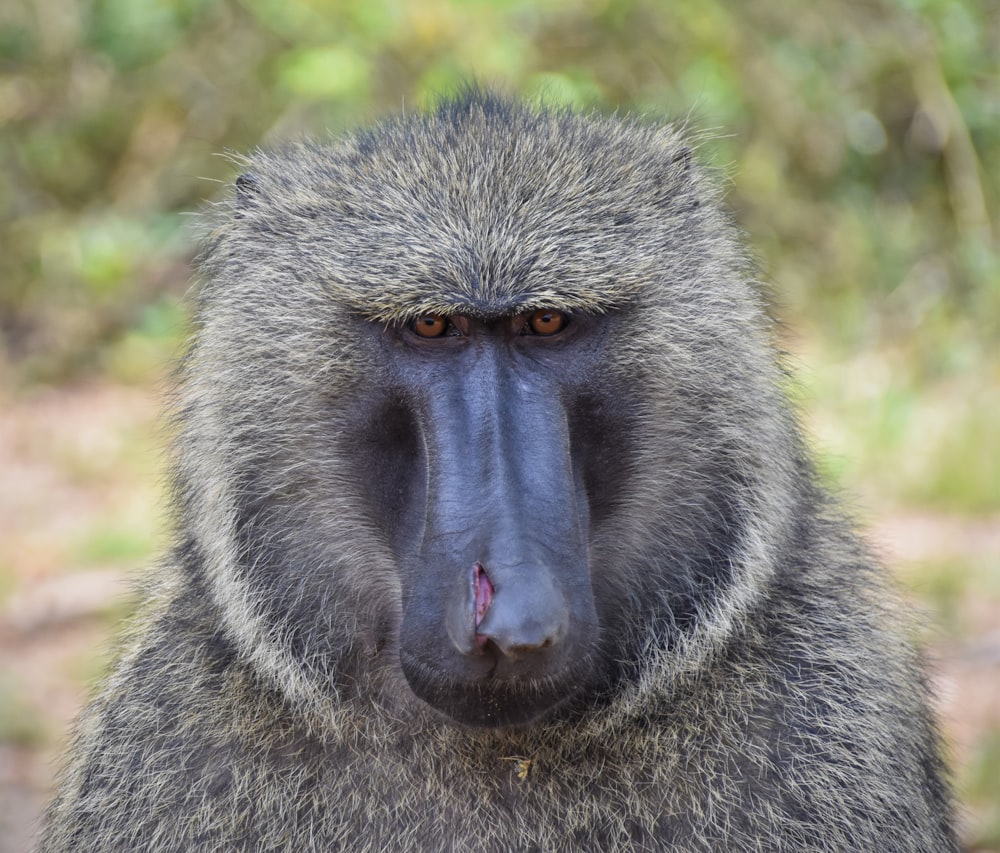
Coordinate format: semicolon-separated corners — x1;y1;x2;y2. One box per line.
526;309;567;336
411;314;449;338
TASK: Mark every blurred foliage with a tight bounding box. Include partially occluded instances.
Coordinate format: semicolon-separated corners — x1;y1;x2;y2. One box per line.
965;728;1000;849
0;675;45;747
1;0;998;511
901;553;1000;637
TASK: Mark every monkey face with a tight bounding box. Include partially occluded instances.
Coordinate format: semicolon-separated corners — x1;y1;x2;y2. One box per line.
201;99;766;734
352;310;615;727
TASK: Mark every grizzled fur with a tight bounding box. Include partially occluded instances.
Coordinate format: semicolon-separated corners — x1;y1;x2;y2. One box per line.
39;93;956;851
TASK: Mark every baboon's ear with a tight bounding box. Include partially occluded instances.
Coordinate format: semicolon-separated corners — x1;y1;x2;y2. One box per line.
235;172;262;214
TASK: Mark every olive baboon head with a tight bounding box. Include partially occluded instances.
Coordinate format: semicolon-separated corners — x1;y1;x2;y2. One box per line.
185;92;793;728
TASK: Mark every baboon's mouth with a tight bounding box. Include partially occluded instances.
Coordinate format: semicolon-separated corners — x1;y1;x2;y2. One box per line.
399;649;586;728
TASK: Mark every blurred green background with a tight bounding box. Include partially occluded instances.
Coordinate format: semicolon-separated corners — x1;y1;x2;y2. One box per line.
0;0;997;849
2;0;998;509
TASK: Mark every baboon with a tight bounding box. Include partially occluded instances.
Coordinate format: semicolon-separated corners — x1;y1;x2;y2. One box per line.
39;92;956;851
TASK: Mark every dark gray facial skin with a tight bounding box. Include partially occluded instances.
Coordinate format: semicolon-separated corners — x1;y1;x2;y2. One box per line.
369;309;611;727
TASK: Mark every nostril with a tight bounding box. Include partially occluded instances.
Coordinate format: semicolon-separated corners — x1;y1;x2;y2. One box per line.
465;561;569;658
474;563;494;652
474;563;494;627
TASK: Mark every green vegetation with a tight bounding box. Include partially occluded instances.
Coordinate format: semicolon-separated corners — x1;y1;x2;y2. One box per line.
0;676;45;747
2;0;997;514
965;729;1000;849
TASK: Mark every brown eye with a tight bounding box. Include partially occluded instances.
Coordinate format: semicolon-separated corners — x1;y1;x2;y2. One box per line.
527;309;567;336
412;314;449;338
